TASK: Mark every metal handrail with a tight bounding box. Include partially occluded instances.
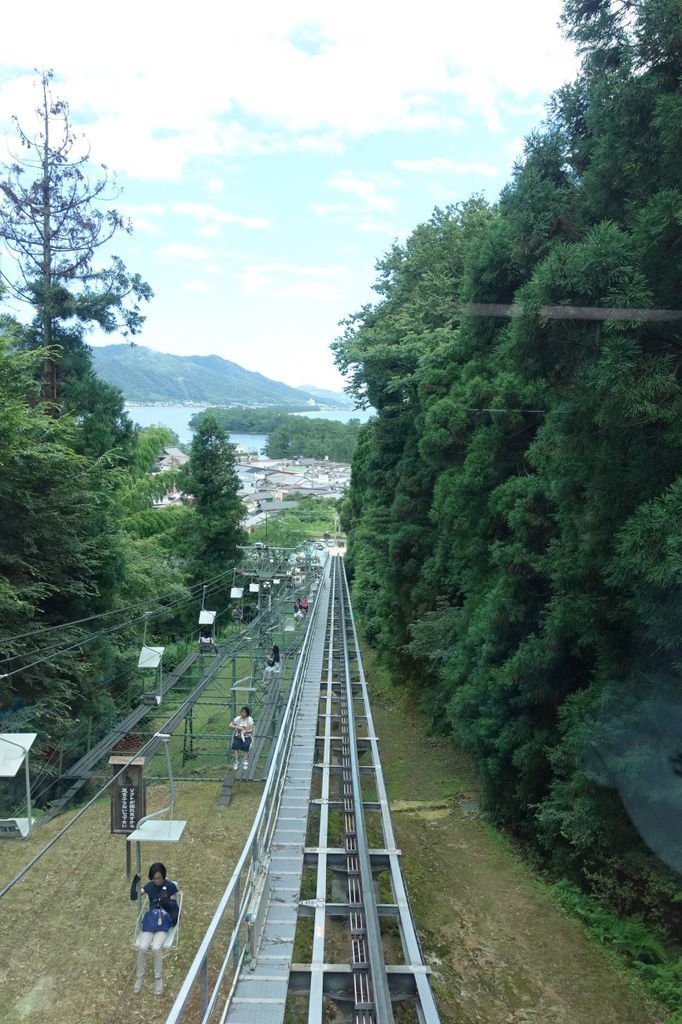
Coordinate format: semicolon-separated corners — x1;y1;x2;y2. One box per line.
164;560;330;1024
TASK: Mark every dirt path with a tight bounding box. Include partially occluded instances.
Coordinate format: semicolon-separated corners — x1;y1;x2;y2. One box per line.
369;668;664;1024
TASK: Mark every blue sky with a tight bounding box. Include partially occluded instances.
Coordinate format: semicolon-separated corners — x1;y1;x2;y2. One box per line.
0;1;577;392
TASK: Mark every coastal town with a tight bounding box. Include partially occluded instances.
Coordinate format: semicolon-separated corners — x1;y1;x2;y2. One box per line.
152;444;350;528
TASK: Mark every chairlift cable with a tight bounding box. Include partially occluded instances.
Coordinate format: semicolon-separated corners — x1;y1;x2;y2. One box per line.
13;597;238;810
0;615;254;901
0;572;238;674
0;726;171;900
0;564;239;648
0;580;306;914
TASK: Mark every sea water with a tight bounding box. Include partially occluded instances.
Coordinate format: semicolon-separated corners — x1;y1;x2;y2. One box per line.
124;404;372;448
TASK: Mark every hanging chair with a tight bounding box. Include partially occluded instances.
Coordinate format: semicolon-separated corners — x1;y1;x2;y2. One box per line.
132;887;183;951
127;735;186;950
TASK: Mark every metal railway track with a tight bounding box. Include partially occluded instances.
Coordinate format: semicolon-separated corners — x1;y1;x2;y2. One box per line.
165;556;441;1024
326;555;394;1023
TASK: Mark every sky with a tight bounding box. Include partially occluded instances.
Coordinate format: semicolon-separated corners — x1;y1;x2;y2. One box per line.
0;1;577;392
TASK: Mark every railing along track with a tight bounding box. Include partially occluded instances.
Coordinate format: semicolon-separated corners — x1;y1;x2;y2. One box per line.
165;556;441;1024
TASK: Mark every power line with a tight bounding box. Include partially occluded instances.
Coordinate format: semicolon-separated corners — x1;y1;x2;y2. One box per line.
0;566;238;673
460;302;682;321
0;564;237;649
10;591;242;811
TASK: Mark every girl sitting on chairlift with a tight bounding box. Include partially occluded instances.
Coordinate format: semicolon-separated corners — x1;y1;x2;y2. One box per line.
230;705;254;770
131;862;179;996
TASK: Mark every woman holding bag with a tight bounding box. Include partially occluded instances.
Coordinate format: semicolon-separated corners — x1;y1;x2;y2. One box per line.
132;862;178;995
230;705;254;770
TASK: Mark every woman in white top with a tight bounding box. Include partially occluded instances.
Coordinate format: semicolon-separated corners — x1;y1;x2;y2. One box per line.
230;705;254;770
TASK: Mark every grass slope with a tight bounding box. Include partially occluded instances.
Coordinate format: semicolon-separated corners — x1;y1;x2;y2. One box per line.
0;781;262;1023
365;648;665;1024
0;635;665;1024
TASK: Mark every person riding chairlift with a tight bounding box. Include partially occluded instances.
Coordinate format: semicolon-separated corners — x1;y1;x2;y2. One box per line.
264;644;280;678
131;862;179;996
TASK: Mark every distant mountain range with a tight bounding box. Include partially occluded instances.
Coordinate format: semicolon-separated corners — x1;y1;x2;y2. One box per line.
299;385;354;408
91;344;351;408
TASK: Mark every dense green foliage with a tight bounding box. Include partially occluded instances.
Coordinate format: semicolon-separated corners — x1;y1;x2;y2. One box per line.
192;406;298;433
336;0;682;939
266;416;361;461
177;415;246;582
192;405;361;461
0;82;247;786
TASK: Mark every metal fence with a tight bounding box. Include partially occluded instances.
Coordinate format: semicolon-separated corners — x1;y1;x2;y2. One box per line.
164;573;326;1024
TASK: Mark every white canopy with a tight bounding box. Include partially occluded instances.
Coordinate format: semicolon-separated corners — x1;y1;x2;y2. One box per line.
127;819;186;843
0;733;37;778
138;645;165;669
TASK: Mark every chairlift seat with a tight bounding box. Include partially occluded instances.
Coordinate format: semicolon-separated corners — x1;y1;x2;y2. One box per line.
133;887;183;951
0;733;37;841
0;816;33;838
199;636;217;655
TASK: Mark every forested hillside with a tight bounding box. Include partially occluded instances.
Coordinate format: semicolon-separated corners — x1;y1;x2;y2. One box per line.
194;406;362;461
0;76;247;788
335;0;682;933
92;344;319;405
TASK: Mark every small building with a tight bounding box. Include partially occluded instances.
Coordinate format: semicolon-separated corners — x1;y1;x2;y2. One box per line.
156;447;189;472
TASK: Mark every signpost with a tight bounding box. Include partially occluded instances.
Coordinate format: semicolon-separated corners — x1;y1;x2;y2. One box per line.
109;755;146;876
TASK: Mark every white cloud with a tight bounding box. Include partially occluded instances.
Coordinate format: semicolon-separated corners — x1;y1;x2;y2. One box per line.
118;203;166;235
158;243;212;261
0;1;576;180
240;262;348;296
120;203;166;218
506;135;528;167
297;134;345;154
328;171;395;212
310;202;354;217
172;202;270;230
182;280;211;293
127;218;163;235
355;220;395;235
394;158;498;177
275;281;343;302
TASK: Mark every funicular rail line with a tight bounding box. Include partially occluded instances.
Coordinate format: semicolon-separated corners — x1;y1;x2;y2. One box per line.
330;555;394;1023
166;555;441;1024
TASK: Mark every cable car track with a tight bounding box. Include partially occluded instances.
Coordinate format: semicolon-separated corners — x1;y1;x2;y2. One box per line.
324;555;394;1023
167;555;441;1023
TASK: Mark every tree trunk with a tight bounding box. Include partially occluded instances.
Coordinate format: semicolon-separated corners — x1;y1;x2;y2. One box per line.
40;75;58;412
